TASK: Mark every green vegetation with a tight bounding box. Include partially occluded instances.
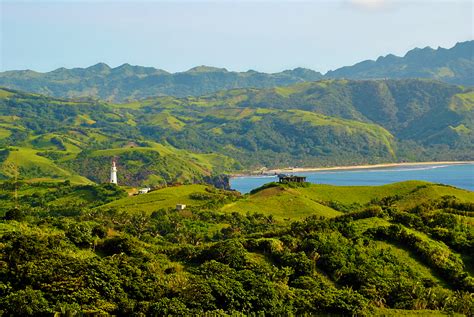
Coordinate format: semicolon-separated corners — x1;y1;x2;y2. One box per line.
0;180;472;316
327;41;474;86
1;147;91;184
0;64;323;102
0;89;241;186
0;77;472;186
0;41;472;316
0;180;474;316
104;184;213;213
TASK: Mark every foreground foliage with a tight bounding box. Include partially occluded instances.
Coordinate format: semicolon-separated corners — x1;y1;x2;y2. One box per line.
0;181;472;316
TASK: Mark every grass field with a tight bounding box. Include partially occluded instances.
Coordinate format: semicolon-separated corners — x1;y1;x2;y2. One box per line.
218;180;474;222
103;184;211;213
295;181;431;205
220;186;342;221
396;184;474;209
2;147;91;184
98;180;474;223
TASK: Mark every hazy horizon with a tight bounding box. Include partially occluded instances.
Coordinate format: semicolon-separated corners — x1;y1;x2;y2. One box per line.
0;39;472;75
1;0;473;73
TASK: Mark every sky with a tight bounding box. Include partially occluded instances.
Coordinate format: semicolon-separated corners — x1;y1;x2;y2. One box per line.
1;0;473;73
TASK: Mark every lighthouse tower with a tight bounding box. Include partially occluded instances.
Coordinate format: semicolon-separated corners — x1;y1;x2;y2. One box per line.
110;160;118;184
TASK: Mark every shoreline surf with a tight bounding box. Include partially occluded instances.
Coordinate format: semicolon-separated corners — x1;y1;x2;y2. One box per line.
230;161;474;178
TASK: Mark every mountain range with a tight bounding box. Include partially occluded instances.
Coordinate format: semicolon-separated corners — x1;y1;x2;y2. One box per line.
0;41;472;102
326;41;473;85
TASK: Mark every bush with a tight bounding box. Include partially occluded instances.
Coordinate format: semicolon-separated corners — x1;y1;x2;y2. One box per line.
0;287;50;316
4;207;26;221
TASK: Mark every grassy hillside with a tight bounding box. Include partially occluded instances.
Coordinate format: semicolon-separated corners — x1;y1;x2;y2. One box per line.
103;184;212;213
221;185;343;221
222;180;474;221
0;78;472;186
63;144;239;187
0;88;240;186
0;180;472;316
0;147;91;184
125;79;473;165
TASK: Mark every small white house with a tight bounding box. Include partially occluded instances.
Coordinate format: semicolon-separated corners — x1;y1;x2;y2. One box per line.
176;204;186;211
138;187;151;194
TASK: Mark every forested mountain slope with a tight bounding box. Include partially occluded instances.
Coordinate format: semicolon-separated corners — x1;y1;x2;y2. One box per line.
0;86;395;184
0;64;323;102
0;78;472;186
327;41;474;86
119;79;473;165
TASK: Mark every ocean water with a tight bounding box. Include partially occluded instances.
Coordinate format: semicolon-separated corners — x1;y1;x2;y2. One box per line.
230;163;474;194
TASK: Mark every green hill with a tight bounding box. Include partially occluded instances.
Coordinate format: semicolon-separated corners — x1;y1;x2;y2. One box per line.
127;79;473;165
222;180;474;221
0;180;472;316
0;147;91;184
0;77;472;185
0;88;240;186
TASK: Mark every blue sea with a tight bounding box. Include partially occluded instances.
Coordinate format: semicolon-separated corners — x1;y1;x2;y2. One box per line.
230;163;474;194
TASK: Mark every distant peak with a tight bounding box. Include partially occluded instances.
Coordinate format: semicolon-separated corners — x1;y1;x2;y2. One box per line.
281;67;323;79
51;67;68;73
112;63;168;75
286;67;319;74
87;63;111;71
404;45;441;58
116;63;132;68
453;40;474;47
186;66;228;73
292;67;312;71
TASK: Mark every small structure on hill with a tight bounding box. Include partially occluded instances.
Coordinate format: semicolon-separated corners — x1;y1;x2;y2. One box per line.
278;174;306;183
176;204;186;211
110;160;118;184
138;187;151;194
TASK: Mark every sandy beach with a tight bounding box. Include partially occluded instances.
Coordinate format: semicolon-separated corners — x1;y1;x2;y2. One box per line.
232;161;474;177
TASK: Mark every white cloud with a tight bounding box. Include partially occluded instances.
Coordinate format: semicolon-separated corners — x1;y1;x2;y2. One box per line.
347;0;390;10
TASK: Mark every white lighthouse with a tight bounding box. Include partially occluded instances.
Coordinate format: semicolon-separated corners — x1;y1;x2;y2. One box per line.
110;160;118;184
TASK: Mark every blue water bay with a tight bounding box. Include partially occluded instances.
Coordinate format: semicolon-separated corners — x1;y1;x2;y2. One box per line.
230;163;474;194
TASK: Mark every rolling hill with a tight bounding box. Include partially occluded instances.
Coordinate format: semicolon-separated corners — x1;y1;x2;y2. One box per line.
0;179;472;315
0;77;472;186
121;79;473;166
0;88;240;186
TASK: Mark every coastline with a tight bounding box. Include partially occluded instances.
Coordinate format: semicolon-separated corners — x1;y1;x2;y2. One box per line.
231;161;474;178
